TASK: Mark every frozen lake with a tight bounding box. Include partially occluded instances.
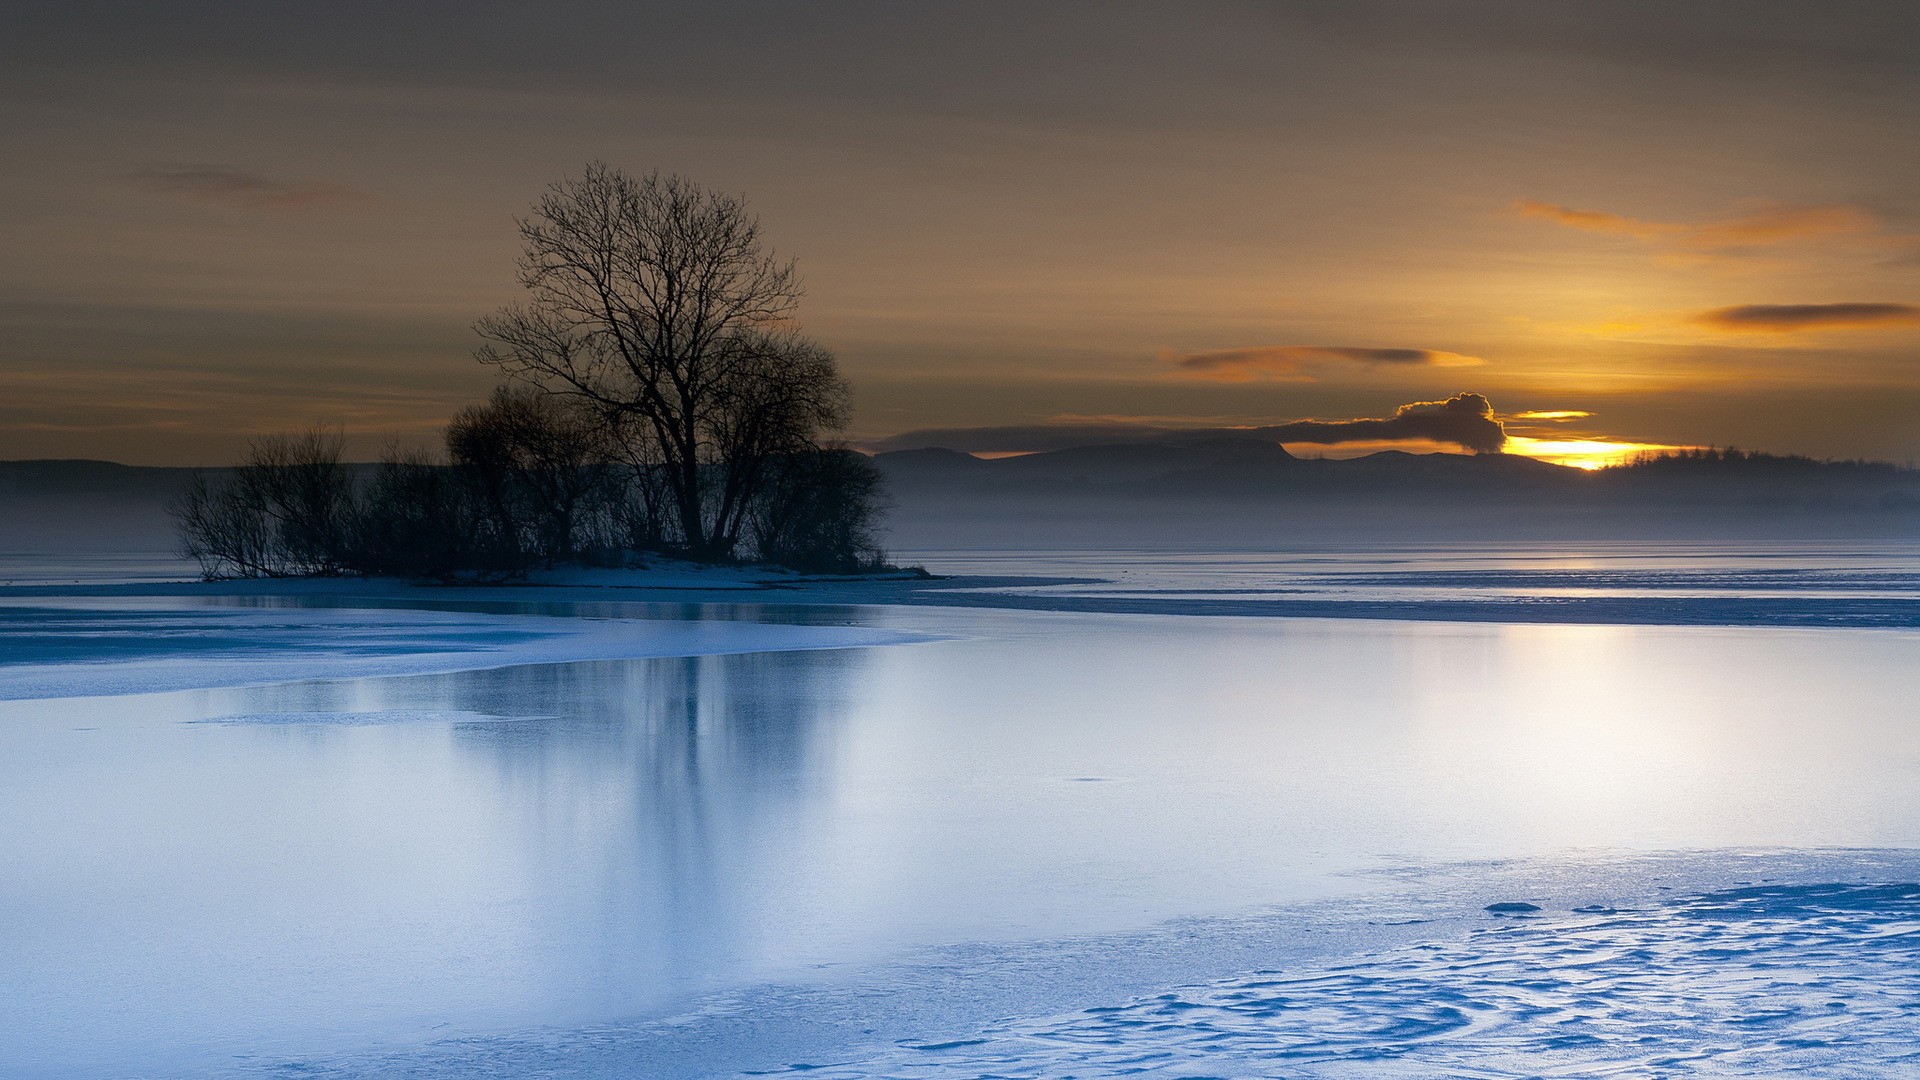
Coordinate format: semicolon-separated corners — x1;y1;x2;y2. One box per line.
4;551;1920;1076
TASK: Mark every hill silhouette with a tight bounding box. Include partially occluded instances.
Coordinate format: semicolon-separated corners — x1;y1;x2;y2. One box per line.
4;445;1918;554
870;441;1920;547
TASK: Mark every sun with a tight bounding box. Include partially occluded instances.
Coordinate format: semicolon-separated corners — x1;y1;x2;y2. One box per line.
1503;436;1698;471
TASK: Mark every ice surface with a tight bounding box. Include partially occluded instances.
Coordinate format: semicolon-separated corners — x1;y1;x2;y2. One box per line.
7;541;1920;628
228;854;1920;1079
0;599;931;700
754;880;1920;1078
192;709;536;725
897;542;1920;627
3;547;1920;1077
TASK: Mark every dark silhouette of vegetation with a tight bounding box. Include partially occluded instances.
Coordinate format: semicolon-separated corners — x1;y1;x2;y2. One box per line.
175;416;894;581
447;386;623;567
172;165;891;581
1609;447;1900;474
348;449;479;579
474;163;854;562
748;448;888;573
174;430;358;577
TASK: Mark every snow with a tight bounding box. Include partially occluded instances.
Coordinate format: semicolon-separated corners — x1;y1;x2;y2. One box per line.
757;880;1920;1078
229;852;1920;1079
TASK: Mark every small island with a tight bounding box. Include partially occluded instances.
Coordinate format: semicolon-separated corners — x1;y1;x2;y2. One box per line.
176;164;892;582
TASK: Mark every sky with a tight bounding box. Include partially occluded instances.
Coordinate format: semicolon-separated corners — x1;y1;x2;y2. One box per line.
2;0;1917;468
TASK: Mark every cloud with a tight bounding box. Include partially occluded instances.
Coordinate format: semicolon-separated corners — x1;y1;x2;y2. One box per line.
1681;205;1878;249
1692;302;1920;332
868;421;1178;454
1251;393;1507;454
1511;200;1671;241
126;167;370;210
869;393;1508;455
1509;410;1592;421
1512;199;1877;252
1168;345;1485;381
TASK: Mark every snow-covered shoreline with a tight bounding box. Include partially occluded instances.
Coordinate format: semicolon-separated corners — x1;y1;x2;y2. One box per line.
205;848;1920;1080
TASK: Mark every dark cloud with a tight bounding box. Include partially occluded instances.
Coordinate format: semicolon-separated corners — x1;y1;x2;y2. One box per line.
1252;393;1507;453
869;393;1508;455
1170;345;1483;381
126;167;369;210
1693;302;1920;332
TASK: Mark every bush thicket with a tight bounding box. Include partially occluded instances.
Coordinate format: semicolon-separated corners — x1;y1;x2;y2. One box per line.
173;415;889;581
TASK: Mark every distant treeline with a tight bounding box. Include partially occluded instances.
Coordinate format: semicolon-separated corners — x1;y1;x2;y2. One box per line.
1613;447;1906;474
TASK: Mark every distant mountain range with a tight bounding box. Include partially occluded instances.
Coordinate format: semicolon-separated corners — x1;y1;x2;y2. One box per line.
0;459;207;496
0;460;210;551
875;439;1578;494
869;440;1920;546
874;439;1917;498
4;446;1918;553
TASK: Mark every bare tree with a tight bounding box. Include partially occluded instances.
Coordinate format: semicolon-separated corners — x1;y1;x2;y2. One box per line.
474;163;850;561
606;408;675;551
447;385;619;564
174;471;276;579
176;167;888;579
236;430;357;573
746;447;886;573
171;429;357;578
351;446;477;579
705;330;850;555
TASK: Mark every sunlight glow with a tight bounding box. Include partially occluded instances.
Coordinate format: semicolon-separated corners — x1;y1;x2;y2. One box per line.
1503;435;1700;470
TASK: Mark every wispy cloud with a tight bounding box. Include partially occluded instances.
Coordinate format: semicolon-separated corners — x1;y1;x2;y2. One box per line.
1512;201;1673;241
126;167;371;211
866;421;1171;454
1693;302;1920;333
1512;199;1878;253
1167;345;1485;382
1509;410;1593;421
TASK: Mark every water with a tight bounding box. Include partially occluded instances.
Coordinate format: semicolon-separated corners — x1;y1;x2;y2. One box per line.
4;551;1920;1076
0;550;200;586
902;541;1920;604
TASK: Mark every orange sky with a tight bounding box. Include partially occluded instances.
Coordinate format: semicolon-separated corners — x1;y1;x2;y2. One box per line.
1;2;1916;465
